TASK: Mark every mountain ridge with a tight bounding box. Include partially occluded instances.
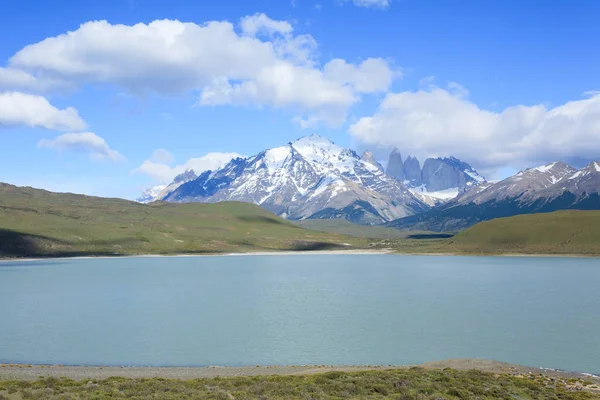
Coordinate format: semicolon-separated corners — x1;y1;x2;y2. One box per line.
388;160;600;231
159;135;429;224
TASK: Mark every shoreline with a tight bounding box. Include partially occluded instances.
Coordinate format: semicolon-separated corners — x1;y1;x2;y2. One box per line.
1;359;598;382
0;249;396;263
2;250;600;263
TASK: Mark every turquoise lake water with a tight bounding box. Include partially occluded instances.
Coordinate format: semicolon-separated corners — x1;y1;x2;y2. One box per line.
0;255;599;373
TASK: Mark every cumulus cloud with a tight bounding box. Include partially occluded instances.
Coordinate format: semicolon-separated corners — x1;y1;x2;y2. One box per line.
324;58;395;93
38;132;125;162
349;85;600;173
132;151;243;183
0;91;86;131
0;68;73;93
240;13;293;37
345;0;391;9
7;15;396;126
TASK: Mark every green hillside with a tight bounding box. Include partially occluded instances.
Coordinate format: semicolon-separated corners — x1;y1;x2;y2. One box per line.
446;210;600;255
295;219;453;240
0;183;369;258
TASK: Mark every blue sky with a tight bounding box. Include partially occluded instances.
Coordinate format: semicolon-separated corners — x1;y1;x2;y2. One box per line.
1;0;599;199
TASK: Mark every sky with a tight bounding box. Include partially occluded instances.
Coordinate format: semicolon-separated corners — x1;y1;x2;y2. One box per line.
1;0;599;199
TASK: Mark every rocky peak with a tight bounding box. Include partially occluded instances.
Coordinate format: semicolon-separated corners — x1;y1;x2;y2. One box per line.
386;148;405;181
361;151;384;172
515;161;577;186
421;157;485;192
403;156;422;186
557;161;600;196
173;169;198;184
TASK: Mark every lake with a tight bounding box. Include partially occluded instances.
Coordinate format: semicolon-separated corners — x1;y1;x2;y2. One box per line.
0;255;599;373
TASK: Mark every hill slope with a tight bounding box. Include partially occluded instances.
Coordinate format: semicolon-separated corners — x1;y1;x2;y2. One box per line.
446;210;600;255
0;183;367;258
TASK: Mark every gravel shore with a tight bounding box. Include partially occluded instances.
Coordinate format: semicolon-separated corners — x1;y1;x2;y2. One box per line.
1;360;598;382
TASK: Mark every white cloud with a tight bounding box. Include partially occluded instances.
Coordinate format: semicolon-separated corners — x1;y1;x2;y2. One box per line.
149;148;174;163
348;85;600;173
240;13;293;37
132;152;243;183
345;0;391;9
7;16;396;126
0;67;72;92
0;91;86;131
324;58;395;93
38;132;125;162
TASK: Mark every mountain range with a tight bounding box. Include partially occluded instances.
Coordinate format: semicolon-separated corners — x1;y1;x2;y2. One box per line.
138;135;600;230
389;161;600;231
149;135;429;224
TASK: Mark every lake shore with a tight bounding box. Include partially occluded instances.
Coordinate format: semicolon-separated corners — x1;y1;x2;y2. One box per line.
1;359;598;382
3;249;600;262
0;248;396;262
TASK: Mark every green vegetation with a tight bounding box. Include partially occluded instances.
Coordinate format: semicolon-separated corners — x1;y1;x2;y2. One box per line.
2;183;600;258
295;219;453;240
1;368;598;399
446;210;600;255
0;183;369;258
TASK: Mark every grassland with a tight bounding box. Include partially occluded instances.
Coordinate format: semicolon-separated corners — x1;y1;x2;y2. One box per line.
0;367;598;399
0;183;374;258
295;219;454;240
2;183;600;258
445;210;600;255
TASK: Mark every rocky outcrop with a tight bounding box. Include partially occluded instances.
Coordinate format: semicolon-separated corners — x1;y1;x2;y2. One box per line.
421;157;484;192
172;169;197;184
403;156;422;186
385;148;405;181
361;151;384;173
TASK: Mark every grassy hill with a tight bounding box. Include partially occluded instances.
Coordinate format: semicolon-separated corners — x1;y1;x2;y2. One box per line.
0;183;371;258
445;210;600;255
3;183;598;258
295;219;453;240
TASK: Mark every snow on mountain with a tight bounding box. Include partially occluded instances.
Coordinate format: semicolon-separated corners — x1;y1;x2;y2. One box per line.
161;134;429;224
361;150;384;173
421;156;486;192
136;185;167;203
459;161;577;205
408;185;460;207
136;169;199;203
388;160;600;232
383;149;486;203
550;160;600;198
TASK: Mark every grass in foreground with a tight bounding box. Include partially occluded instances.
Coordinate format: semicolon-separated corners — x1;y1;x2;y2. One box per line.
1;368;598;399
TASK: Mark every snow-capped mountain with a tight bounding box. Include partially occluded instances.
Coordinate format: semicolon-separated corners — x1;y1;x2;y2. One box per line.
553;161;600;197
361;150;384;173
385;149;486;204
455;161;576;205
137;185;167;204
136;169;198;204
420;156;486;192
388;160;600;231
160;134;429;224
